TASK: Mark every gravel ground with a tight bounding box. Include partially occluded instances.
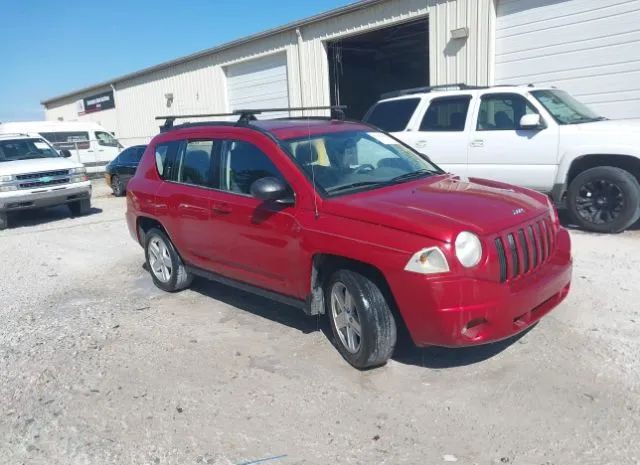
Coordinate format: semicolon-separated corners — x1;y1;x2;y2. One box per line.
1;180;639;465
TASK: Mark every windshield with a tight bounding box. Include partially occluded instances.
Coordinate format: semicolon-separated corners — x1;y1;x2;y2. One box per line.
0;138;61;162
282;130;442;196
96;131;123;148
531;89;605;124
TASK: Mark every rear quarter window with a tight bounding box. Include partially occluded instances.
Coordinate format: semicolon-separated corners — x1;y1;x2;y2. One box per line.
154;141;181;180
364;98;420;132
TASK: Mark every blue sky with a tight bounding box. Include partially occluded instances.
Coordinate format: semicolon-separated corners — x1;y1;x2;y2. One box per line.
0;0;355;121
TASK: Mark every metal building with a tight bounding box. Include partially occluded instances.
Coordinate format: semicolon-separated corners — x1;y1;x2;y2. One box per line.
41;0;640;146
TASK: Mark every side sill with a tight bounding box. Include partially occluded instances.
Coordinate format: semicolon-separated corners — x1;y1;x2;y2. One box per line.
185;264;308;311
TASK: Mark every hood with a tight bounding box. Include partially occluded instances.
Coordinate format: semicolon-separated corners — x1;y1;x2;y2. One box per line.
322;175;549;243
0;157;81;176
569;118;640;134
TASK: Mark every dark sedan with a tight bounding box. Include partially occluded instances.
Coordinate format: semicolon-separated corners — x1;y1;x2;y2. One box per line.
105;145;146;196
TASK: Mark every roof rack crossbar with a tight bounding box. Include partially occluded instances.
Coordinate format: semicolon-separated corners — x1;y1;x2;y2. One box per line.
380;84;488;99
157;105;347;131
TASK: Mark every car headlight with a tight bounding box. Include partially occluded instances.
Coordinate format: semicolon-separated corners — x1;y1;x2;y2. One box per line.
404;247;450;274
0;185;17;192
69;167;86;175
455;231;483;268
70;175;88;183
0;175;14;183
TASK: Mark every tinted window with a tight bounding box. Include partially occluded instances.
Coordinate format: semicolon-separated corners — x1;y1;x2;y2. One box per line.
40;131;90;150
155;141;181;180
364;98;420;132
477;94;538;131
420;96;471;132
177;140;216;188
116;148;134;164
221;140;282;195
133;146;146;162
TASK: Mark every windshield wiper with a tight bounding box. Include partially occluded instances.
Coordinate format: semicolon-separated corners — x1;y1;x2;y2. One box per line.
565;116;607;125
328;181;387;194
389;169;436;184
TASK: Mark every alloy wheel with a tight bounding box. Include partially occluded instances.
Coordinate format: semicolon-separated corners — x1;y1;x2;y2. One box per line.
148;236;173;283
330;282;362;354
576;179;625;225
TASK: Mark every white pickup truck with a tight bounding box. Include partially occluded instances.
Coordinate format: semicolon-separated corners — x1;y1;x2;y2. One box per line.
364;84;640;233
0;133;92;230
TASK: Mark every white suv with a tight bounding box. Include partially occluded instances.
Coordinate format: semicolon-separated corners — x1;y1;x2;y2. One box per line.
0;134;92;230
364;84;640;233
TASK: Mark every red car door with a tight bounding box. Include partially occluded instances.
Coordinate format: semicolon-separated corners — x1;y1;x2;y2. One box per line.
205;136;304;298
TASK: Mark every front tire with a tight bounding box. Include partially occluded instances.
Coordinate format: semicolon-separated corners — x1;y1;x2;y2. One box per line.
111;175;125;197
69;198;91;217
567;166;640;233
325;270;396;369
144;228;193;292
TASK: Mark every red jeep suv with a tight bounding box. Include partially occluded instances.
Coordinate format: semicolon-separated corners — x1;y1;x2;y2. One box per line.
126;112;572;369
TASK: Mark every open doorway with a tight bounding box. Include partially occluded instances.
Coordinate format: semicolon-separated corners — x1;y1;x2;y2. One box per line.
327;18;429;120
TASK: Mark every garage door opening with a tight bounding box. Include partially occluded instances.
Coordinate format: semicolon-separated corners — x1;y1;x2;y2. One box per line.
327;18;429;120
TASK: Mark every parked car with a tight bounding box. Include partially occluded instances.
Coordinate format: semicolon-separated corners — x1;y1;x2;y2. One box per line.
364;84;640;233
0;133;92;230
126;113;572;369
0;121;124;174
105;145;146;196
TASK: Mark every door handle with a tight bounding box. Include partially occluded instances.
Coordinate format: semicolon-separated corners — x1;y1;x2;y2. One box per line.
415;140;428;149
470;139;484;148
211;202;232;214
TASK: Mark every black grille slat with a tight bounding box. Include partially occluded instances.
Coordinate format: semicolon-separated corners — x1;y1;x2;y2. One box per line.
19;178;69;189
518;229;529;273
507;233;519;278
495;238;508;283
536;222;546;261
16;170;69;181
528;225;539;268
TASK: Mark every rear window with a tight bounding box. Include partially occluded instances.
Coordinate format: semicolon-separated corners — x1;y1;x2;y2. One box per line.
40;131;90;150
364;98;420;132
420;96;471;132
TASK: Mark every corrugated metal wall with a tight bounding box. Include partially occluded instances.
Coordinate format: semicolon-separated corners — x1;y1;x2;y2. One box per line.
44;0;495;145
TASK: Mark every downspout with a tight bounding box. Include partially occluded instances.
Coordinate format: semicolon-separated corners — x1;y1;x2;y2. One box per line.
110;83;120;140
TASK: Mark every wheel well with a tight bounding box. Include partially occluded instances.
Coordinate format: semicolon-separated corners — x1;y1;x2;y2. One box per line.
567;155;640;185
309;254;400;319
136;216;165;245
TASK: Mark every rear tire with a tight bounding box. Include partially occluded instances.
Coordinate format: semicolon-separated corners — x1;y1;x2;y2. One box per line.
567;166;640;233
69;198;91;217
111;175;125;197
144;228;193;292
325;269;396;369
0;212;7;231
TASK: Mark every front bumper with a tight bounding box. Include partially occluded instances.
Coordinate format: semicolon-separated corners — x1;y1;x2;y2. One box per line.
0;182;92;212
389;227;572;347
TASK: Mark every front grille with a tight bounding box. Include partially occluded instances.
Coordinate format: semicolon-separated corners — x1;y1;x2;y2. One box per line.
19;178;70;189
16;170;69;181
495;216;556;283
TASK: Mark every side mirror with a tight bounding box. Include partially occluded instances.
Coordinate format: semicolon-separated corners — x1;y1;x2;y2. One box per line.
60;149;72;158
250;177;294;204
519;114;544;130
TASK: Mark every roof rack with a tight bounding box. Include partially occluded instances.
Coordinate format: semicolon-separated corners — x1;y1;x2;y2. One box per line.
380;84;490;99
0;132;31;138
156;105;347;132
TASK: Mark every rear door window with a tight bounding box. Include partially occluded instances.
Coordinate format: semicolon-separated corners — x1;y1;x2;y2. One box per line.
176;140;218;188
364;98;420;132
420;96;471;132
40;131;91;150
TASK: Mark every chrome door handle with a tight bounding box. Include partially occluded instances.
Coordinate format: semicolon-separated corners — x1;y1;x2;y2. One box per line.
470;139;484;148
415;140;428;149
